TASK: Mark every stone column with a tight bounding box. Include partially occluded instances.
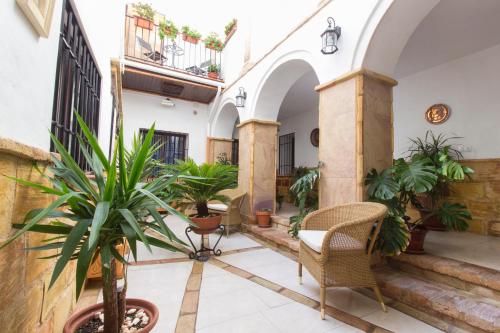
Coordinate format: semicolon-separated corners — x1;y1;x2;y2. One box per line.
315;69;397;207
236;119;279;222
206;137;234;164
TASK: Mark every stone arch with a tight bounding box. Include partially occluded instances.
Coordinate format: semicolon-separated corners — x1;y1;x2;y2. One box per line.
210;98;240;139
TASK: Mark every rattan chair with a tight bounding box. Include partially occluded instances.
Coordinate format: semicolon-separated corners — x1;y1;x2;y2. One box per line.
207;188;246;236
297;202;387;319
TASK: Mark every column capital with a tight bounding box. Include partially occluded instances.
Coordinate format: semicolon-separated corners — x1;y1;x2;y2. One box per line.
315;68;398;92
236;119;281;128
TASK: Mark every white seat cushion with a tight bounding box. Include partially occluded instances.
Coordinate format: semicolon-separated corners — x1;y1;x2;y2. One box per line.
298;230;326;253
207;203;228;212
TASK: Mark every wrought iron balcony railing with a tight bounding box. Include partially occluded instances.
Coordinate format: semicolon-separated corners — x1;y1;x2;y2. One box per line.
124;14;223;81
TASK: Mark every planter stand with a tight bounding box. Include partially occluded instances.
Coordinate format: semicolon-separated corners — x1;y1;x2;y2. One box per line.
185;225;225;261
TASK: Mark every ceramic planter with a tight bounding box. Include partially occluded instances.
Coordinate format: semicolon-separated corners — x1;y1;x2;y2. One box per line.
63;298;159;333
207;71;218;79
256;210;272;228
135;16;154;30
190;214;222;235
405;225;428;255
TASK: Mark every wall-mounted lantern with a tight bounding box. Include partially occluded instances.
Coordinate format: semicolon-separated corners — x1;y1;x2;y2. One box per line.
235;87;247;107
321;17;341;55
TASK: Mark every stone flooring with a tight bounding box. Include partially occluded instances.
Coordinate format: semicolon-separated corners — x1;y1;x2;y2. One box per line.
80;215;446;333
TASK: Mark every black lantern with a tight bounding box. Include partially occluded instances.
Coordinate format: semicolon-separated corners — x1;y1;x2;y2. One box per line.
321;17;341;54
235;87;247;107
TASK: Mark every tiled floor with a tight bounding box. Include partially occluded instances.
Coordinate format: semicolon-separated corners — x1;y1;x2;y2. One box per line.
425;230;500;270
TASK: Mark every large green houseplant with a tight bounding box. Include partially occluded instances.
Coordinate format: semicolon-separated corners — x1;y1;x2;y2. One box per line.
0;114;189;333
166;159;237;233
408;131;473;231
288;167;320;237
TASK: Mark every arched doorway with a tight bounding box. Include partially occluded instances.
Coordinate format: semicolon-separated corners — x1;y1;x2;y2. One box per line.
207;101;240;164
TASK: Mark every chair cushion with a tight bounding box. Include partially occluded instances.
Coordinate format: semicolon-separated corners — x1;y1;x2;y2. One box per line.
299;230;364;253
298;230;326;253
207;203;228;212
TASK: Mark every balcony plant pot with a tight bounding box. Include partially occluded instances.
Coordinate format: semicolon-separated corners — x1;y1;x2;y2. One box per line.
256;210;272;228
208;71;218;79
405;225;428;255
63;298;159;333
134;16;154;30
190;214;222;235
182;33;199;44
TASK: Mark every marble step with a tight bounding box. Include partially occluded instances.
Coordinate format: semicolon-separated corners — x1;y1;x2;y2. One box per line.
389;253;500;302
374;267;500;333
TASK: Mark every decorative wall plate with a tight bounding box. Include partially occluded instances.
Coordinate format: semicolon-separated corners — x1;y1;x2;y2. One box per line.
425;104;450;124
310;128;319;147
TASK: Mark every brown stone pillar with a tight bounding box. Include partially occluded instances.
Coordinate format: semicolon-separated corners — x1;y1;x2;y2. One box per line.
236;119;279;222
206;137;234;164
315;69;397;207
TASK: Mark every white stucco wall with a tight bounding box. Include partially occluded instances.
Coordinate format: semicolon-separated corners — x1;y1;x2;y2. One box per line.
278;110;319;168
122;91;209;163
393;43;500;159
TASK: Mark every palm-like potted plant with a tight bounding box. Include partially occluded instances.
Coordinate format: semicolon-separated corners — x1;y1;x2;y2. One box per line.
132;2;155;30
408;131;474;231
0;114;189;333
181;25;202;44
159;19;178;41
207;64;220;79
166;159;238;234
204;32;224;51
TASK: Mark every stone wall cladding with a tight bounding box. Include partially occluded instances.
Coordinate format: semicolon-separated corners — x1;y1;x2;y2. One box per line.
447;159;500;236
276;175;293;203
0;139;77;333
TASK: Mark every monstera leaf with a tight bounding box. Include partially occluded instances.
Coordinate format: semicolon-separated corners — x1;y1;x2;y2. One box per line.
395;157;437;193
365;168;400;200
434;202;471;231
375;215;410;256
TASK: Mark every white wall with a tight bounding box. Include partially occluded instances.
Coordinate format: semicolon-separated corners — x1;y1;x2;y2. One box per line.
278;109;319;168
393;43;500;159
122;91;209;163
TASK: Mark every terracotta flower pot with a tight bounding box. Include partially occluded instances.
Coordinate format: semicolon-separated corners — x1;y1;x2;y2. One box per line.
405;225;428;255
190;214;222;235
63;298;159;333
134;16;154;30
182;33;199;44
256;210;272;228
208;71;218;79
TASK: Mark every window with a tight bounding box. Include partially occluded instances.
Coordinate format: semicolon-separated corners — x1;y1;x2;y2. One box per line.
140;129;188;164
51;0;102;170
278;133;295;176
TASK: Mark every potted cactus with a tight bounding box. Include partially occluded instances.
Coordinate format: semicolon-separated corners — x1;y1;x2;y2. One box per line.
132;2;155;30
181;25;202;44
204;32;224;51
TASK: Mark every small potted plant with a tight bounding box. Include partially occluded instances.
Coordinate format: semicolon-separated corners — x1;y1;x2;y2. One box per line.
207;64;220;79
0;114;189;333
224;19;237;41
159;19;178;41
181;25;202;44
256;208;272;228
132;2;155;30
204;32;224;51
166;159;238;234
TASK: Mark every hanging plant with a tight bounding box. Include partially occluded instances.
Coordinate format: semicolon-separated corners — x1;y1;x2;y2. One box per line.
204;33;224;51
159;19;178;41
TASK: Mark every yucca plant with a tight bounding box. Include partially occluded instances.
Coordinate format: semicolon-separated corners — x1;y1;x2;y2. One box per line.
165;159;238;217
0;114;189;333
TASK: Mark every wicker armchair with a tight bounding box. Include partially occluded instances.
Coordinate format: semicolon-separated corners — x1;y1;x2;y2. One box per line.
207;188;246;236
297;202;387;319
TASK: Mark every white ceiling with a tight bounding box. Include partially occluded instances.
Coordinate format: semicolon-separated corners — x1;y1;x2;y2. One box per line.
277;71;319;121
395;0;500;79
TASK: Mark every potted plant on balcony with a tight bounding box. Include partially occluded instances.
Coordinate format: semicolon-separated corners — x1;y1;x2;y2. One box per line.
224;18;237;41
0;114;189;333
159;19;178;41
166;159;238;235
408;131;474;231
204;32;224;51
181;25;202;44
207;64;220;79
132;2;155;30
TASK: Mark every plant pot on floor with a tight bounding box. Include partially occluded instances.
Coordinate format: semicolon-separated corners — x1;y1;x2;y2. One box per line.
135;16;154;30
405;225;428;255
190;214;222;235
417;208;446;231
256;210;272;228
63;298;159;333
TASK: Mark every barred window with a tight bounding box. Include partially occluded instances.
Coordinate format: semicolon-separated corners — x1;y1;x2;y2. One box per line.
278;133;295;176
140;129;188;165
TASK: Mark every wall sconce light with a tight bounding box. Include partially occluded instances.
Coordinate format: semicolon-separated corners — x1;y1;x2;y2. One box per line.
235;87;247;107
321;17;341;55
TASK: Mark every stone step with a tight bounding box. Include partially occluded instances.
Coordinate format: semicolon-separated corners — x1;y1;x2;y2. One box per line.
245;224;299;254
270;215;291;232
389;253;500;301
374;267;500;333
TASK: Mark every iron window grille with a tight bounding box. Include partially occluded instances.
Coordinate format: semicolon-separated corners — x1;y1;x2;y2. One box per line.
231;139;239;165
278;133;295;176
140;129;188;166
51;0;102;171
